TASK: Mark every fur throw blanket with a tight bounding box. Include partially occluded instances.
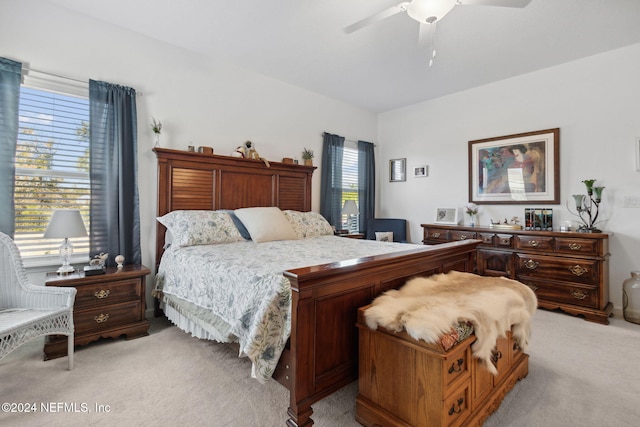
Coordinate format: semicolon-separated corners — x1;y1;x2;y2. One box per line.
365;271;537;375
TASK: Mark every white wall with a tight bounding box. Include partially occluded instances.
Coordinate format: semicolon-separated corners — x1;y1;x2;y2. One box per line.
0;0;378;295
378;43;640;313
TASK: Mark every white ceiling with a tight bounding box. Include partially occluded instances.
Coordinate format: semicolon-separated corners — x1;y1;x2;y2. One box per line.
48;0;640;113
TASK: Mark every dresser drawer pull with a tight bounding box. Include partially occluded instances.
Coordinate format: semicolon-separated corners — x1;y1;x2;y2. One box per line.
570;290;589;300
432;232;441;238
529;240;540;248
448;358;464;374
94;313;110;324
491;350;503;364
448;398;465;416
524;259;539;270
499;238;510;245
483;236;493;243
569;265;589;276
94;289;110;299
525;283;539;292
568;243;582;250
459;235;467;240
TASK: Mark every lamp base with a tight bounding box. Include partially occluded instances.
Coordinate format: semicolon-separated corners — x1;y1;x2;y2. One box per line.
56;264;75;274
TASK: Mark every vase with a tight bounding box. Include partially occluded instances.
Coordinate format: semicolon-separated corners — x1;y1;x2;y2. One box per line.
154;134;161;148
623;271;640;324
304;159;313;166
468;214;477;227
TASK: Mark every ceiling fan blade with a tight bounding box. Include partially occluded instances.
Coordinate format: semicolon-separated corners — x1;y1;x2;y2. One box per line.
343;2;410;34
461;0;532;7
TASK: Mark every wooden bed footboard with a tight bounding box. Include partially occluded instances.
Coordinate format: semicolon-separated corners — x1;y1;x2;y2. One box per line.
278;240;480;427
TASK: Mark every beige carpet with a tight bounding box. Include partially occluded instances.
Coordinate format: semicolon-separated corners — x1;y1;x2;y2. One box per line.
1;309;639;427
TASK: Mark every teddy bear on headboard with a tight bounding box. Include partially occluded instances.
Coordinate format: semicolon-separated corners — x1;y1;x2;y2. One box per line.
232;140;270;167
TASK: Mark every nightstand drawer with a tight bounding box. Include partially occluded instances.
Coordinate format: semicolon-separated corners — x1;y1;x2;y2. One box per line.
74;301;142;334
74;278;142;307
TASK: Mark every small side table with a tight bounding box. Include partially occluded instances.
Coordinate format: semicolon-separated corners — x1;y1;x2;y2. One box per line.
44;264;150;360
339;233;365;239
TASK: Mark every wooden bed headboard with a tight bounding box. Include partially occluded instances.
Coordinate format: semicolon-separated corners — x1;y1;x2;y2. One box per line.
154;148;316;267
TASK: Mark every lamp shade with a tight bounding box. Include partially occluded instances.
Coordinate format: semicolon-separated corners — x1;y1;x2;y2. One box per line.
43;209;88;239
342;200;359;215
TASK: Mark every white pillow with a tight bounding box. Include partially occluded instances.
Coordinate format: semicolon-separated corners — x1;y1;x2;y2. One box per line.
283;210;334;239
157;210;245;247
234;207;298;243
375;231;394;242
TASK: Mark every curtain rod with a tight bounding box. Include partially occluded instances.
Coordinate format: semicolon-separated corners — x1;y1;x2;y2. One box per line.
321;133;376;146
21;66;143;95
22;66;86;84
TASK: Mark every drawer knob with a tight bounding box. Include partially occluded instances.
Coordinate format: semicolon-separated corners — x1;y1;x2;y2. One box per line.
94;289;110;299
570;290;589;300
448;358;464;374
529;240;540;247
432;232;441;238
491;350;503;364
448;398;465;416
483;237;492;243
499;238;510;245
94;313;110;324
526;283;539;292
524;259;539;270
568;243;582;250
459;234;467;240
569;265;589;276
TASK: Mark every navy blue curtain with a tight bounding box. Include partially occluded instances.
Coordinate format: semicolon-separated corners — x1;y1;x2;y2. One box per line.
357;140;375;234
319;132;345;228
89;80;141;266
0;57;22;237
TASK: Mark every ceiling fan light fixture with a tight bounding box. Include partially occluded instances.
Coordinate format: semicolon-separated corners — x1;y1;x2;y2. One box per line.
407;0;457;24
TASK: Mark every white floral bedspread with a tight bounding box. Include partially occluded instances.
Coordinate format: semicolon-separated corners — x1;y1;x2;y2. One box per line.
155;235;420;382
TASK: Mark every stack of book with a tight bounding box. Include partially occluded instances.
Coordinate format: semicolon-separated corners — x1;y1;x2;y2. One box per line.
524;208;553;231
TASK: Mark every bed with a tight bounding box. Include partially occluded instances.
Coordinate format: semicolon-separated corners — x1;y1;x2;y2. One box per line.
153;148;480;426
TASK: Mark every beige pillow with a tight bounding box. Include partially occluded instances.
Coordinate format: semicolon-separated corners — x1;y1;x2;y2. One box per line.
234;207;298;243
375;231;394;242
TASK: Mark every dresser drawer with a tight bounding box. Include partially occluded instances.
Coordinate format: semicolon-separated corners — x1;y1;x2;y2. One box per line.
518;278;599;309
554;237;599;256
442;343;471;390
515;235;554;251
516;254;600;285
427;228;450;242
450;230;476;242
74;278;142;308
74;301;142;334
476;232;495;246
442;382;471;427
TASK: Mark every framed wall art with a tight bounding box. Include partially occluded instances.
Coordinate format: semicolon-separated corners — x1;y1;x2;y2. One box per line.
413;165;428;177
389;158;406;182
468;128;560;204
434;207;459;225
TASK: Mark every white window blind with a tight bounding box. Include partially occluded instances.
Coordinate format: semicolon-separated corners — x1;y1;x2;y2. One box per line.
14;85;90;260
342;145;359;230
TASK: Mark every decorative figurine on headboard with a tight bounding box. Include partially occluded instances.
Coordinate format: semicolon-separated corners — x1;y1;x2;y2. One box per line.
232;140;270;167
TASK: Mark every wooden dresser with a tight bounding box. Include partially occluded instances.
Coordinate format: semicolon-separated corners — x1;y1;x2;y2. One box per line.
421;224;612;324
44;264;150;359
356;306;528;427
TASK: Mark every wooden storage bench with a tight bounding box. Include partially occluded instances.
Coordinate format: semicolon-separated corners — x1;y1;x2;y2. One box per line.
356;306;529;427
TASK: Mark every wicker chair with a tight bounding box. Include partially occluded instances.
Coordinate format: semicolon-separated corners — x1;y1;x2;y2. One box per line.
0;232;76;369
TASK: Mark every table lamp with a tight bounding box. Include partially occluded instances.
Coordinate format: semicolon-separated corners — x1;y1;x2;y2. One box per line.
342;200;359;234
43;209;88;274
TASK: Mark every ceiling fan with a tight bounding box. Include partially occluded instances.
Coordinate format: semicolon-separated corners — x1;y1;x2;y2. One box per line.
344;0;532;65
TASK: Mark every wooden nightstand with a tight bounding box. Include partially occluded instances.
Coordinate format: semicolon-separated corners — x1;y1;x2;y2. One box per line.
43;264;151;360
339;233;365;239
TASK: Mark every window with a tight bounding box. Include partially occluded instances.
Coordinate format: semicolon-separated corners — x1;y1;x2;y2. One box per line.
341;144;359;231
14;84;90;262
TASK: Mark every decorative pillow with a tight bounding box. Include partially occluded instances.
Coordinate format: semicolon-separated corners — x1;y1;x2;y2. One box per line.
157;210;246;247
222;210;252;240
375;231;394;242
234;207;298;243
283;210;334;239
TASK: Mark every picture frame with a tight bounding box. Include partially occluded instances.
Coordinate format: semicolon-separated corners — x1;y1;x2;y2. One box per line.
636;137;640;171
469;128;560;205
389;158;406;182
413;165;428;178
434;207;459;225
